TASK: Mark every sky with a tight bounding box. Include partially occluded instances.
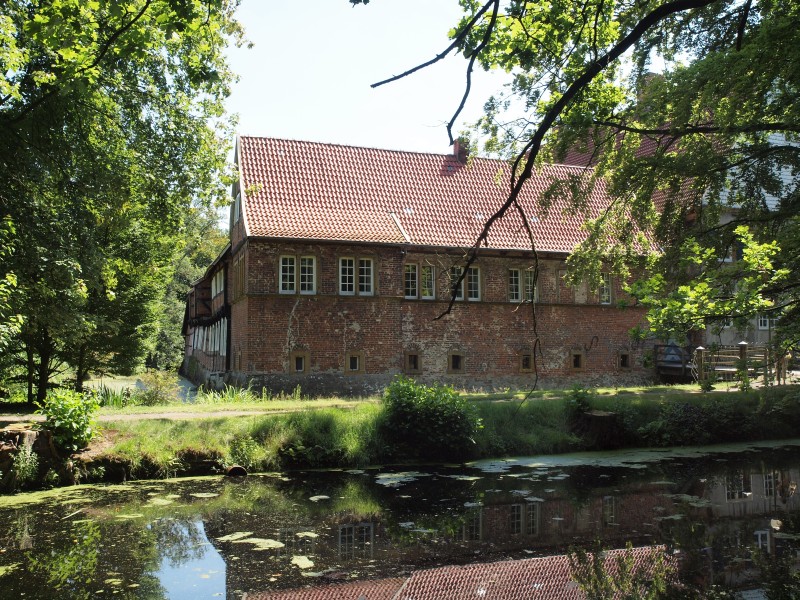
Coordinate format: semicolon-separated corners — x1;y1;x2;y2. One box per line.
224;0;510;155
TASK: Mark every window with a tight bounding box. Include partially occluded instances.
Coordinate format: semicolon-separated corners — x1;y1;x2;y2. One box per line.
524;270;536;302
339;524;373;559
280;256;316;294
526;502;540;536
404;264;418;299
466;267;480;301
211;269;225;298
619;353;630;369
764;471;775;497
449;266;464;300
340;258;355;295
520;353;533;373
289;351;309;373
405;264;435;299
509;269;522;302
345;352;364;374
299;257;315;294
341;257;374;296
448;352;465;374
510;269;537;302
232;192;241;224
404;352;421;374
421;265;435;299
571;352;583;370
510;504;523;535
726;470;752;501
602;496;616;527
599;273;612;305
280;256;296;294
359;259;373;295
758;314;776;330
463;510;482;541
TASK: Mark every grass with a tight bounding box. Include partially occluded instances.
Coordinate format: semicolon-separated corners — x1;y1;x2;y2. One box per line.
13;381;800;487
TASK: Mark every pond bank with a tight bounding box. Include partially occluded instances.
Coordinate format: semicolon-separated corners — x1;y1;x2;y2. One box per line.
2;384;800;491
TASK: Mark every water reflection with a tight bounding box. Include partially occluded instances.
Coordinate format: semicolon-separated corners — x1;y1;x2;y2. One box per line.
0;442;798;598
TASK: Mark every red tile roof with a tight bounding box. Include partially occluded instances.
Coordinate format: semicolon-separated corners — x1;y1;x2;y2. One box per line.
247;546;672;600
237;136;614;254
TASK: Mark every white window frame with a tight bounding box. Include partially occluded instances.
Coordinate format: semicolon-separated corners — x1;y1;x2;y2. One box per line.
281;255;316;295
758;314;776;330
466;267;480;301
404;264;418;299
299;257;316;294
450;266;464;300
599;273;612;305
524;270;537;302
420;265;435;300
339;257;355;295
280;256;296;294
509;268;521;302
358;258;374;296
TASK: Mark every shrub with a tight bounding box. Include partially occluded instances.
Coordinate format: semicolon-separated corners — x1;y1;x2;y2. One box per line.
381;376;482;461
11;444;39;489
131;370;181;406
36;389;100;452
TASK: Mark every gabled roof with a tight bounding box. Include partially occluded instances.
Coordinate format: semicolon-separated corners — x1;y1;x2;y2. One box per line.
248;546;672;600
237;136;614;254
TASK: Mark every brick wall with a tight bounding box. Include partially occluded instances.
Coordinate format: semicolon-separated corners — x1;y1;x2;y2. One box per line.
196;239;653;395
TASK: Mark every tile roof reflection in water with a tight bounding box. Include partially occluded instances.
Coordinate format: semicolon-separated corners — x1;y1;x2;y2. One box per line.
247;545;670;600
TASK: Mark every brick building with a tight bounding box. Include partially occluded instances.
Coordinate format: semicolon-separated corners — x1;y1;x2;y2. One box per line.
182;136;652;395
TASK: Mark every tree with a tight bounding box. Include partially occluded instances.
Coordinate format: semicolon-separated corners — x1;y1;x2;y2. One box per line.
0;1;242;400
359;0;800;348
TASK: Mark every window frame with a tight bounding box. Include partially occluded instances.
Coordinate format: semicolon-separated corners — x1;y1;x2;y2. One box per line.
509;268;522;302
289;351;309;374
520;352;533;373
599;272;612;305
358;258;374;296
345;351;365;374
448;351;465;374
280;255;317;295
570;351;584;371
339;257;356;296
404;352;421;374
404;264;418;299
466;266;481;301
420;265;435;300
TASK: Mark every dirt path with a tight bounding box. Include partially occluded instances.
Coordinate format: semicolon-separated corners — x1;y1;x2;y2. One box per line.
0;410;279;424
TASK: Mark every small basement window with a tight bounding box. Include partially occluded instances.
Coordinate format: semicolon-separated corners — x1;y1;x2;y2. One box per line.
404;352;421;374
345;352;364;374
289;351;309;374
448;352;465;374
520;353;533;373
619;353;630;369
571;352;583;370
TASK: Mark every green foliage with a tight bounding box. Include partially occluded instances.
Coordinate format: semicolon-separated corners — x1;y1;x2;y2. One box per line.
381;376;482;461
130;371;181;406
226;435;264;472
95;385;132;409
0;0;242;401
37;389;100;452
11;444;39;489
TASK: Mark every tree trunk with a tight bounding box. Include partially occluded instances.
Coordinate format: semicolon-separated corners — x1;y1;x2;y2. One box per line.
35;328;52;403
74;344;86;393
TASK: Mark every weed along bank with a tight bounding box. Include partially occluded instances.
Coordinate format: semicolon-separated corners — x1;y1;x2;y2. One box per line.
183;136;653;395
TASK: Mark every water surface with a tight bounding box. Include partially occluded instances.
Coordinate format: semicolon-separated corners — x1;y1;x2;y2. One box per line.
2;440;800;598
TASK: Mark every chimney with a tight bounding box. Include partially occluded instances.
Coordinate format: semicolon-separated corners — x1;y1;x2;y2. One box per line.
453;138;469;164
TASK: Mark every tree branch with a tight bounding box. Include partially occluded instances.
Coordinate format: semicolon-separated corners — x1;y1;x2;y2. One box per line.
371;0;497;89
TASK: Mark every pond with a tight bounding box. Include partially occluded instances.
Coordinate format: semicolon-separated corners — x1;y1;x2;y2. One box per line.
2;440;800;598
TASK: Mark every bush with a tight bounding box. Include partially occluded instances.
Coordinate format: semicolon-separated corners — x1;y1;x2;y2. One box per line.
381;376;482;461
36;389;100;452
11;444;39;489
131;370;181;406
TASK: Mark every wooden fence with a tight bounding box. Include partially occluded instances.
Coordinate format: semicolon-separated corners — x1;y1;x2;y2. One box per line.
655;342;781;384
